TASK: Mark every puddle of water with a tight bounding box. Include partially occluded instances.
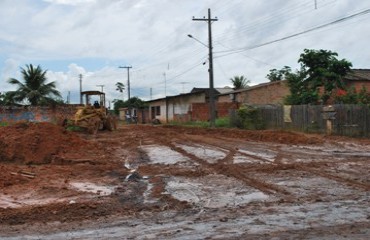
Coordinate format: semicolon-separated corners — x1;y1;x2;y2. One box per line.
140;145;193;165
143;181;157;204
175;144;228;164
233;153;268;164
253;172;363;200
69;182;115;196
165;175;269;208
238;149;276;162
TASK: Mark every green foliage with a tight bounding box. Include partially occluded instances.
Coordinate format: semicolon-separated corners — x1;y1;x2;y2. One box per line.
169;117;231;128
230;75;250;89
357;86;370;104
8;64;62;106
233;105;265;130
335;86;370;104
284;68;320;105
284;49;352;105
0;122;8;127
66;125;84;132
0;91;17;106
266;66;292;82
116;82;125;93
113;96;147;114
215;117;230;128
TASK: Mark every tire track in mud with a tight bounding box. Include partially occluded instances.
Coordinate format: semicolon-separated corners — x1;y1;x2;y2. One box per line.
167;141;290;196
139;129;292;196
121;125;369;200
294;165;370;191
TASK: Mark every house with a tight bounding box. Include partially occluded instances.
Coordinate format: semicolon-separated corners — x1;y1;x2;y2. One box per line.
218;69;370;106
146;87;234;123
343;69;370;91
143;69;370;124
218;80;289;105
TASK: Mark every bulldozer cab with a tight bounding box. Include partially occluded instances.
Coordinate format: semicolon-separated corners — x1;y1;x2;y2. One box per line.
81;91;106;108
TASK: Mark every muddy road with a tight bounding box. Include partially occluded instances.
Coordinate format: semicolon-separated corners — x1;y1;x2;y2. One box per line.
1;123;370;239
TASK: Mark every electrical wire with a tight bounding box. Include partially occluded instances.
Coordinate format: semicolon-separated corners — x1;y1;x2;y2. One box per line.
214;8;370;58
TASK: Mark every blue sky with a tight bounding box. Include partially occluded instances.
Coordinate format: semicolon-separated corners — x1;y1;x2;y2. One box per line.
1;0;370;104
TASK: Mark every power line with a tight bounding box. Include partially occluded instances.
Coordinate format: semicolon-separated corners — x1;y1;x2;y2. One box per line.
214;8;370;58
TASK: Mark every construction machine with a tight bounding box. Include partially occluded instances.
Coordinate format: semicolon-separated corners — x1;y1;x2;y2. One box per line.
71;91;117;134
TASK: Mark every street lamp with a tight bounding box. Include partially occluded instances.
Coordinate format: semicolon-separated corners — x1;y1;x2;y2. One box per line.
187;34;208;48
187;33;216;127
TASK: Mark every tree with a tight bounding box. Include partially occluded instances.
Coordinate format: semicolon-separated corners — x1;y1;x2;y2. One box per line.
8;64;62;106
113;96;146;114
284;49;352;105
230;75;250;90
0;91;17;106
266;66;291;82
116;82;125;94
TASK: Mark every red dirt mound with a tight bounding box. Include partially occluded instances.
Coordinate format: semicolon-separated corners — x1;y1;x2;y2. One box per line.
162;125;323;145
0;122;96;164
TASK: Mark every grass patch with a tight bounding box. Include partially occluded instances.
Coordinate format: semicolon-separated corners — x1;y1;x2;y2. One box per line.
169;117;232;128
0;122;8;127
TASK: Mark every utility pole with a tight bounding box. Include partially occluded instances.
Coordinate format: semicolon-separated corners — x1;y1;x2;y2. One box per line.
163;72;167;97
119;66;132;100
96;85;104;92
150;87;153;100
79;74;83;104
192;8;218;127
119;66;133;121
180;82;189;94
314;0;317;9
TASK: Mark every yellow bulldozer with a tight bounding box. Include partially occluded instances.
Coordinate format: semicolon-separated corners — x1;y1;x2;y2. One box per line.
71;91;117;134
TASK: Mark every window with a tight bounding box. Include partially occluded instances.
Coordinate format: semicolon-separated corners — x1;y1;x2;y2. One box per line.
156;106;161;116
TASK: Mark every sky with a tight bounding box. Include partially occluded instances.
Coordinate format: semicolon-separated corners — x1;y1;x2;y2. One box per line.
1;0;370;105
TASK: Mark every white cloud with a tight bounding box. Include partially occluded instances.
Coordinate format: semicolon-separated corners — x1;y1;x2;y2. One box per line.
1;0;370;103
43;0;95;6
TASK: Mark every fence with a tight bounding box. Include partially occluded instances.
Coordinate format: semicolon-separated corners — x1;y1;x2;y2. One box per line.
231;104;370;138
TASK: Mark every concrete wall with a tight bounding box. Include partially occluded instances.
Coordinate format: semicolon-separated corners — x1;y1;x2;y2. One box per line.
147;99;167;123
147;92;207;123
0;105;79;124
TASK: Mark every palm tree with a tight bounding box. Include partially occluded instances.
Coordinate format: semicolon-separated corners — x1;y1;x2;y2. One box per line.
115;82;125;100
230;75;250;90
8;64;61;106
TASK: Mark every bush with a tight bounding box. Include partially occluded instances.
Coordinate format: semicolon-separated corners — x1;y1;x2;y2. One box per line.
233;105;265;130
215;117;230;128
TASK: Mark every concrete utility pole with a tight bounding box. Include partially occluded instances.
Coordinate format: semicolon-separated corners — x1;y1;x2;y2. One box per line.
180;82;189;94
119;66;132;101
192;8;218;127
163;72;167;97
96;85;104;92
79;74;83;104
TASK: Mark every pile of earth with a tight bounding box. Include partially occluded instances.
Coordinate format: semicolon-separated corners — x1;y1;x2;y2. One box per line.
0;122;99;164
162;125;324;145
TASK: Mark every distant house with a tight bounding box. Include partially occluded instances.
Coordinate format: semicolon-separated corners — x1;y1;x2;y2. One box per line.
143;69;370;124
218;80;289;105
146;87;234;123
343;69;370;91
218;69;370;106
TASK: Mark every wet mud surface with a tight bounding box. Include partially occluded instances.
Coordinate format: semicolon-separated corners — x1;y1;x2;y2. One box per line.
0;123;370;239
